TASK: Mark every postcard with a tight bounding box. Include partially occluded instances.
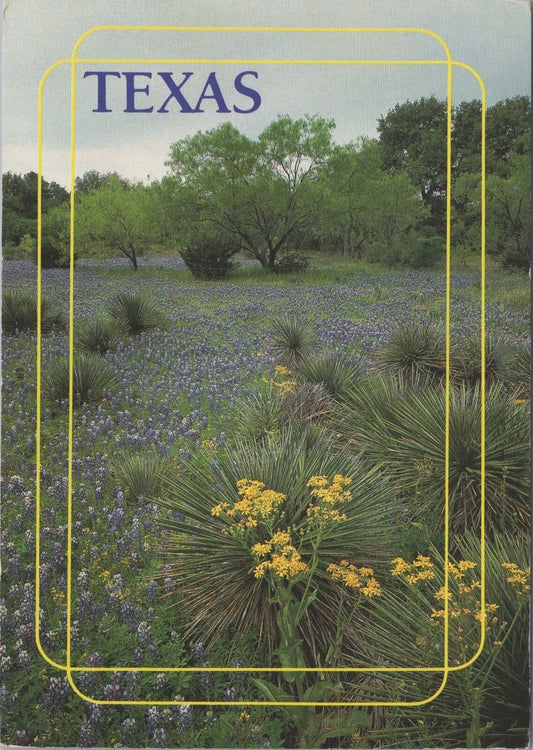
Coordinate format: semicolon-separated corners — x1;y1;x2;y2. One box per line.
1;1;530;747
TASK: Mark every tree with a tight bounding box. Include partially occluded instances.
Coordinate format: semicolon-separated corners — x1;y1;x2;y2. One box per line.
164;115;335;270
40;203;71;268
2;171;68;246
74;176;155;270
485;151;530;269
377;96;448;230
312;139;431;264
75;170;130;194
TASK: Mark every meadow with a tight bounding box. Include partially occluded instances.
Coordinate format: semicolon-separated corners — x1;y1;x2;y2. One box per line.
1;256;530;748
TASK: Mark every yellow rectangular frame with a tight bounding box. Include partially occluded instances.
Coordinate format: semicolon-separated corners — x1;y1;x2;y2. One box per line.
35;25;486;707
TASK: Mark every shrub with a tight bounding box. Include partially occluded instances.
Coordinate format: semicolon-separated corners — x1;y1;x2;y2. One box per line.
273;252;310;274
351;532;529;748
2;289;67;334
153;428;400;661
43;353;119;407
230;388;287;442
511;342;530;398
106;291;164;335
294;351;365;398
110;453;174;503
269;316;318;366
230;378;332;443
337;378;530;535
75;317;121;355
38;205;71;268
180;231;240;280
455;333;516;386
373;321;447;383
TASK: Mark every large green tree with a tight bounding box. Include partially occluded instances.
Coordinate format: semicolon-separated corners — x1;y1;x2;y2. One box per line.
377;96;448;229
163;115;335;270
377;95;531;236
74;176;155;270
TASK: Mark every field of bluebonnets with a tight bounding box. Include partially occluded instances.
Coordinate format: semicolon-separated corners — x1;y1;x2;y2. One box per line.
1;254;530;748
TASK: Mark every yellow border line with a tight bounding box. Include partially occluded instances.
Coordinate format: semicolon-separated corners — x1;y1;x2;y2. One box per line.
35;28;486;708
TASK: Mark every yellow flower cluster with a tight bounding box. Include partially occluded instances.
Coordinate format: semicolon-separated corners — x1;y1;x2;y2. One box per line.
211;479;285;530
306;474;352;528
447;560;477;579
502;562;531;596
391;554;435;584
252;528;309;580
262;365;297;395
430;561;499;624
328;560;381;597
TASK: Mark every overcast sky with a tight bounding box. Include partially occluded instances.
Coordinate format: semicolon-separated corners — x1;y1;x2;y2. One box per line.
2;0;530;188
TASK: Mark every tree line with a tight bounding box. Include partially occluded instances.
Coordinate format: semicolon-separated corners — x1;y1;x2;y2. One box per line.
2;95;530;275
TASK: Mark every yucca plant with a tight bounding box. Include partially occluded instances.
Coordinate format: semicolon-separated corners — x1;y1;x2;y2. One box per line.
2;289;67;334
230;388;287;442
268;316;319;365
294;351;365;399
373;320;447;383
106;291;164;335
337;377;530;535
153;427;400;663
75;317;122;355
455;333;515;386
110;452;175;503
230;379;332;443
42;353;119;407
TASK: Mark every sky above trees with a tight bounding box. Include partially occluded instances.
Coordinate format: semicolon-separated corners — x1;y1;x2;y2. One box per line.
2;0;530;187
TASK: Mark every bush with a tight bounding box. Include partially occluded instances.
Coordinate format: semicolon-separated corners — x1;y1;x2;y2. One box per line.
273;252;310;274
43;353;119;407
153;428;400;660
294;351;365;398
2;289;67;334
337;377;530;535
373;321;447;383
268;316;318;366
75;317;121;355
352;532;529;748
180;231;240;280
106;291;164;335
454;333;516;386
38;206;71;268
110;453;175;503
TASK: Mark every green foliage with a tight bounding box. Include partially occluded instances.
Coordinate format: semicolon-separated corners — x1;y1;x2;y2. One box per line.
43;353;119;407
75;317;122;355
273;252;310;274
39;203;71;268
180;225;240;280
294;350;365;398
164;115;335;270
2;170;68;246
269;316;318;365
373;321;447;382
337;378;530;535
511;342;530;398
2;288;67;334
230;388;287;442
352;532;529;748
153;428;399;659
106;291;164;335
75;176;156;270
377;96;448;229
110;452;175;503
455;333;516;386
